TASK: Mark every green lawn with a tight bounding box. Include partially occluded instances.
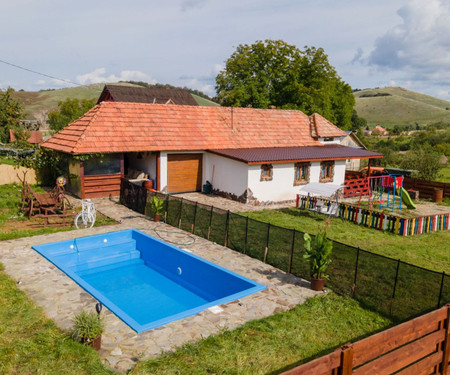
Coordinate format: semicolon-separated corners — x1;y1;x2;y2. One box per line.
437;165;450;183
131;293;391;375
241;208;450;274
0;263;114;375
0;156;17;166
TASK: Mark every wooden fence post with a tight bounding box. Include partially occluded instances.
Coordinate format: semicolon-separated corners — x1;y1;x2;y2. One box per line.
339;343;354;375
440;305;450;374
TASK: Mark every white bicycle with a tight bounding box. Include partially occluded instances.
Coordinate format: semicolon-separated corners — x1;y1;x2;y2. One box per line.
74;199;96;229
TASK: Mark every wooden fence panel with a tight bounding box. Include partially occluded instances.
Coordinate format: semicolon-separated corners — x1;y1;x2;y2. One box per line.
281;305;450;375
403;177;450;199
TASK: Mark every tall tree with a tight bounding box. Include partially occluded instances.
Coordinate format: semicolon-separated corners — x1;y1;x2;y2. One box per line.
0;88;23;142
215;40;355;129
48;98;96;132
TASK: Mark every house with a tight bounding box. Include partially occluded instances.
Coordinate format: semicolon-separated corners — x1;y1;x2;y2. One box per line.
9;129;43;144
372;124;388;136
41;102;383;204
341;131;367;171
98;84;202;106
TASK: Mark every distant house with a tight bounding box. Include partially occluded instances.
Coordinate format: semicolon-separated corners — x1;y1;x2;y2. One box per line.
42;103;382;203
372;125;388;136
9;129;43;144
341;131;367;171
97;84;200;106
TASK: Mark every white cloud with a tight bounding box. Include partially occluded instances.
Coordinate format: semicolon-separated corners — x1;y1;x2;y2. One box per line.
178;63;223;96
35;79;46;85
367;0;450;85
76;68;155;85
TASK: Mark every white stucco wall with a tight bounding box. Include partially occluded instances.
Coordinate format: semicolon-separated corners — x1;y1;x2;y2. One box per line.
159;152;168;192
127;152;157;180
204;153;248;198
247;160;347;203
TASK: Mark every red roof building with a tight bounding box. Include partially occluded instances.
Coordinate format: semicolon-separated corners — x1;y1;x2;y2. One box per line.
42;102;382;202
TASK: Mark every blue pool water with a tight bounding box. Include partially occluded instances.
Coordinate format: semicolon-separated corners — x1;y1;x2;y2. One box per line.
32;229;266;332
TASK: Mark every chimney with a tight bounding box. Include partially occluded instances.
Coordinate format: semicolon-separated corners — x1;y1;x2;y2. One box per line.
268;105;276;109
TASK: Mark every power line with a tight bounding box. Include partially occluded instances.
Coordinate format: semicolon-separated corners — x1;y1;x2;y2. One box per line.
0;58;81;87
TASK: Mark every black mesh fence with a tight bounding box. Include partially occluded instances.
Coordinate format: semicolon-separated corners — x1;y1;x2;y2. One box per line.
120;179;147;214
120;180;449;322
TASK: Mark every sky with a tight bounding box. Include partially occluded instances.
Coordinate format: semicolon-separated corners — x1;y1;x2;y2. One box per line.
1;0;450;100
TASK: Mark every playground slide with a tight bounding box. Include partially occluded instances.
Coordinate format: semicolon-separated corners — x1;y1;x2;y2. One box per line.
401;187;416;209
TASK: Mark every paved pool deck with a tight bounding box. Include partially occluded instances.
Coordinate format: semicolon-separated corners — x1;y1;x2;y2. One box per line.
0;198;317;372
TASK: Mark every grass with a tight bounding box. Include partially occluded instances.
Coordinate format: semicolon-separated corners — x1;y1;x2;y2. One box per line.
354;87;450;127
130;293;391;375
242;208;450;274
0;156;17;166
437;165;450;183
0;183;117;241
0;263;114;375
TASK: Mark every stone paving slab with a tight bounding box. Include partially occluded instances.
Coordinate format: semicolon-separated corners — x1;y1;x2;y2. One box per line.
0;198;318;372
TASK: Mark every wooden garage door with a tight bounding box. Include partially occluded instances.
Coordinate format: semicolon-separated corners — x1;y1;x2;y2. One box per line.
167;154;203;193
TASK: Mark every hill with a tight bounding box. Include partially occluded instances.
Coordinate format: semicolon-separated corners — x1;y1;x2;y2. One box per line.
10;82;219;122
354;87;450;128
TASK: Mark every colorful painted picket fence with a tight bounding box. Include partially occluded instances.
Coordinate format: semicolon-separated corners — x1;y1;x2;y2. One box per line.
296;195;450;236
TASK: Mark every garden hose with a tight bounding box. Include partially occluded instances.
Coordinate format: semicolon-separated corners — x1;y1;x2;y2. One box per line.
138;223;196;247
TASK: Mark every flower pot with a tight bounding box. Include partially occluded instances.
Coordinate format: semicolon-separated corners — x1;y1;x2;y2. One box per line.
144;179;154;190
89;335;102;351
310;277;325;291
154;214;162;222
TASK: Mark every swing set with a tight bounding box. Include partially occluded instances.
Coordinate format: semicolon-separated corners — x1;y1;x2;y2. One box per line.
365;174;404;212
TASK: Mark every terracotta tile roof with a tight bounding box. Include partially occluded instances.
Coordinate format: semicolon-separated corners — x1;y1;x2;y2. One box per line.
209;145;383;164
42;102;346;154
97;85;198;106
9;129;43;144
309;113;347;138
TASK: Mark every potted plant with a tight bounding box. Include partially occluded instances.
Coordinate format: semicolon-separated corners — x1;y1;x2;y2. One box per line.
303;223;333;291
72;310;104;350
150;195;165;222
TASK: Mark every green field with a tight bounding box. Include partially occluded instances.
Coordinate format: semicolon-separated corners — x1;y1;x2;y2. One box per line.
354;87;450;127
437;165;450;183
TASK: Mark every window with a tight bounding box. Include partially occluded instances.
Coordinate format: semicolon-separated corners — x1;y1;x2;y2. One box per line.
323;137;334;142
83;155;121;176
260;164;273;181
294;162;310;185
320;161;334;182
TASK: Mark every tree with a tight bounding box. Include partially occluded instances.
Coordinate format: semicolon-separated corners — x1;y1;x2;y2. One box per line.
215;40;355;129
400;145;442;180
0;87;23;142
48;98;96;132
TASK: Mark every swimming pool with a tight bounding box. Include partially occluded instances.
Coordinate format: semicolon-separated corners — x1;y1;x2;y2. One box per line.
32;229;266;333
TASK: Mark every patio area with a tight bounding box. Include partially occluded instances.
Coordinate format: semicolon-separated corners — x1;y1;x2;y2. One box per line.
0;198;317;372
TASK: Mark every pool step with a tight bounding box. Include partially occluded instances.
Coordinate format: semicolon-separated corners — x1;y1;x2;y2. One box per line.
44;234;135;256
76;258;144;277
54;239;138;267
69;249;141;273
